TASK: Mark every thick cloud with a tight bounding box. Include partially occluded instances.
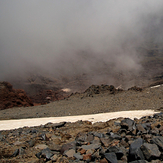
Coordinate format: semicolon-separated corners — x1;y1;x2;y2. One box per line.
0;1;163;87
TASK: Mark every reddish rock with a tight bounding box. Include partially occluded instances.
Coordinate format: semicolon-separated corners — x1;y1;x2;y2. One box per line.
83;154;92;161
0;81;33;110
79;148;86;154
100;158;108;163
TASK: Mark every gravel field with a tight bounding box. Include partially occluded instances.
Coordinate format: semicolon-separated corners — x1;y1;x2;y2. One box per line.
0;85;163;120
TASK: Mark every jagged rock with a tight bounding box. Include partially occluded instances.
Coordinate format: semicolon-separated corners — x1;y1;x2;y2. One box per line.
129;138;145;161
47;142;61;151
60;141;76;155
104;152;118;163
93;132;105;138
41;148;54;160
121;118;135;131
152;136;163;149
108;132;122;140
136;123;147;134
106;146;124;159
76;132;88;142
100;137;112;147
12;149;19;157
28;139;35;147
140;143;161;160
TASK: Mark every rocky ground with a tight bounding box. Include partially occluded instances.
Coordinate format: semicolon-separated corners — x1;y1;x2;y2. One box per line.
1;112;163;162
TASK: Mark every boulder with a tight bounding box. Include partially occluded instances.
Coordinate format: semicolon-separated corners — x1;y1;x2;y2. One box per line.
140;143;161;160
129;138;145;161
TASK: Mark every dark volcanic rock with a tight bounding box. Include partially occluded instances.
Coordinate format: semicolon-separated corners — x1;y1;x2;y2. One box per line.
140;143;161;160
152;136;163;150
106;146;124;159
121;118;135;131
129;138;145;161
2;112;163;162
104;152;118;163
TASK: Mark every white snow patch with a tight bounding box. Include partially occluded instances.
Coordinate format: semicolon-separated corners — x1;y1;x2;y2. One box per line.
62;88;71;92
150;85;161;89
0;110;159;131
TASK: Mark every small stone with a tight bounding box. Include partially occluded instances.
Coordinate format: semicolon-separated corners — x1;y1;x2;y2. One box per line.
35;144;48;150
93;132;104;138
79;148;86;154
50;154;58;161
100;138;111;147
86;149;94;155
136;123;147;133
41;148;54;159
100;158;108;163
64;149;75;158
107;146;123;159
19;147;25;155
73;152;83;160
83;154;92;161
28;139;35;147
12;149;19;157
121;118;135;131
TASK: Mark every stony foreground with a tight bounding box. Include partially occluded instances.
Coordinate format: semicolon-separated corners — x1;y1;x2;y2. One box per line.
1;112;163;162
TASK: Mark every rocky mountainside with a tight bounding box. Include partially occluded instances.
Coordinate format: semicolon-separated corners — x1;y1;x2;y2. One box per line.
0;81;33;110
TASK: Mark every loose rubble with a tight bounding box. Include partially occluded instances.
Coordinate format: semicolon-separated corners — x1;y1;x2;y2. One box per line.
1;113;163;162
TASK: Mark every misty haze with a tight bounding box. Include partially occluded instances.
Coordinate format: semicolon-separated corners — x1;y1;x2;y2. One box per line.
1;1;163;91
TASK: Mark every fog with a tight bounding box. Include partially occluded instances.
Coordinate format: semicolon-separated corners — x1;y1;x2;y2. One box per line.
0;1;163;88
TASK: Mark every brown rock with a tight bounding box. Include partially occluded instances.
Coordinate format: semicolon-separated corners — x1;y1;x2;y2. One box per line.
79;148;86;154
100;138;111;147
83;154;92;161
64;149;75;158
100;158;108;163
